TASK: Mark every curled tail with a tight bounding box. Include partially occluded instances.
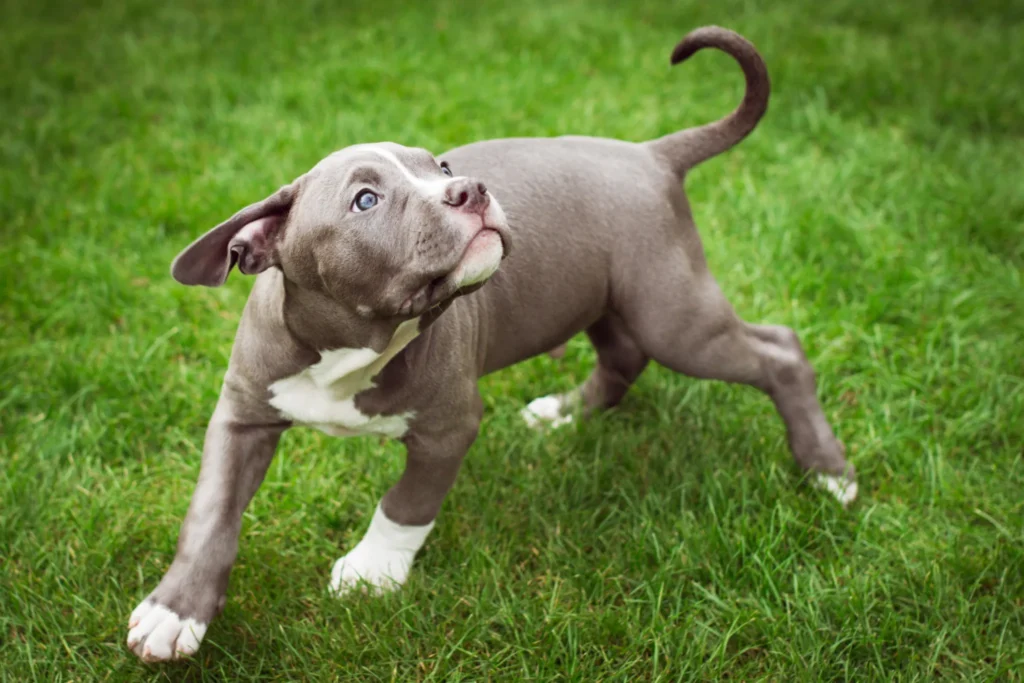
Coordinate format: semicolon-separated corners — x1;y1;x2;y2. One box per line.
646;26;770;176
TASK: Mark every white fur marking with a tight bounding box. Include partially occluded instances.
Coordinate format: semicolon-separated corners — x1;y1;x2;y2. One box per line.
269;318;421;438
521;394;575;430
365;146;456;197
453;232;503;287
330;502;434;595
814;473;858;507
126;602;207;662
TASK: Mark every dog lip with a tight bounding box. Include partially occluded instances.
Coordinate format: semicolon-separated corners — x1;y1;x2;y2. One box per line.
445;225;498;267
474;225;510;259
464;226;500;252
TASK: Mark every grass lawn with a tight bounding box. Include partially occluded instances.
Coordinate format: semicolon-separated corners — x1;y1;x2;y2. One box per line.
2;0;1023;679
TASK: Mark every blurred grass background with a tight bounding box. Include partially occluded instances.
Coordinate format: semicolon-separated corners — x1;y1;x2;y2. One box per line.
1;0;1022;679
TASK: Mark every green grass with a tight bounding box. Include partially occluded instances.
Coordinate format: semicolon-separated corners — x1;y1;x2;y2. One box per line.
2;0;1023;679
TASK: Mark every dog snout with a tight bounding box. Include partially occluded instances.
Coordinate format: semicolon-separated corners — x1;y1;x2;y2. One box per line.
443;179;489;213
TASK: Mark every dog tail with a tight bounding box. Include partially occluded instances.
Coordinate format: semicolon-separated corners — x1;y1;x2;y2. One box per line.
646;26;769;176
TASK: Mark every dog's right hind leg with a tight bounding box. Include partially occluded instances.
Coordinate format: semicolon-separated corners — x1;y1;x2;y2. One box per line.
621;260;856;505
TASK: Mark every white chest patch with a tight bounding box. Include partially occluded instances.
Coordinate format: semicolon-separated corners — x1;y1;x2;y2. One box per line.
268;319;421;439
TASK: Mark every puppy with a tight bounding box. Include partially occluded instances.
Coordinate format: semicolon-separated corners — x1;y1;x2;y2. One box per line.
126;26;855;662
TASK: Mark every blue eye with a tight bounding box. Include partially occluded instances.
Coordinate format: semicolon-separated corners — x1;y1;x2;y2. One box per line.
352;190;379;212
440;162;453;177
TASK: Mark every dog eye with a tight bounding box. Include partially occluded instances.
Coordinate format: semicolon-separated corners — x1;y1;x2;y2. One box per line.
440;162;453;178
351;190;379;212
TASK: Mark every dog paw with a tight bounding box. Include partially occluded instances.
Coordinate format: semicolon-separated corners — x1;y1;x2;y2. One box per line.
330;546;414;595
330;504;434;596
126;600;206;662
813;473;858;507
520;395;574;430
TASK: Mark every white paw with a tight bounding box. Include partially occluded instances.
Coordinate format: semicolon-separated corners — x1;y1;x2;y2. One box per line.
814;473;858;507
126;601;206;662
520;395;574;430
330;545;415;595
330;503;434;596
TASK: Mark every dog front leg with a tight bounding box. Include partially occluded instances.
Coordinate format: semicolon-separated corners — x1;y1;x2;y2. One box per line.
126;395;284;662
330;407;481;595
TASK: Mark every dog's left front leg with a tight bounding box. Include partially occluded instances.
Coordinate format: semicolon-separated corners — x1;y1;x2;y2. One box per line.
330;402;481;595
126;394;284;662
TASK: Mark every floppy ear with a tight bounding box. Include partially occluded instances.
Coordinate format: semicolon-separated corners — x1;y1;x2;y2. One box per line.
170;183;297;287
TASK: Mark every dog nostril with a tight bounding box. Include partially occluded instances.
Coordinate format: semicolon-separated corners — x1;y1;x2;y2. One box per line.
445;182;484;208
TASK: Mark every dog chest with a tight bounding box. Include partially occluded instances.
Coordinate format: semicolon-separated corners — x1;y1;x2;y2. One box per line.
267;319;420;439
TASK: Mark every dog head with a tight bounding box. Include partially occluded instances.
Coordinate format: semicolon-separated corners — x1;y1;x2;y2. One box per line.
170;143;511;319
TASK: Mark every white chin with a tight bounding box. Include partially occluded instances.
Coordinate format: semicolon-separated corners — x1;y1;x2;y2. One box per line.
454;231;503;287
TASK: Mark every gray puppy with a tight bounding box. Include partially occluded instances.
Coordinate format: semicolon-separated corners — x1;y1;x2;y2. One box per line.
126;26;855;662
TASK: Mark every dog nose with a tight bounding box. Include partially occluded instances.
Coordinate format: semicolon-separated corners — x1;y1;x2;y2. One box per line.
443;179;489;213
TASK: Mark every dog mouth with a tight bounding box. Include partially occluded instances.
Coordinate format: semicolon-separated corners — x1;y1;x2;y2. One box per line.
457;227;503;268
396;227;506;317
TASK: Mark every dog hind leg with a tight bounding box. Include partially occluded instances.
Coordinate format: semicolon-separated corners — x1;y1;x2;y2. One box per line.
521;314;649;429
621;260;856;504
